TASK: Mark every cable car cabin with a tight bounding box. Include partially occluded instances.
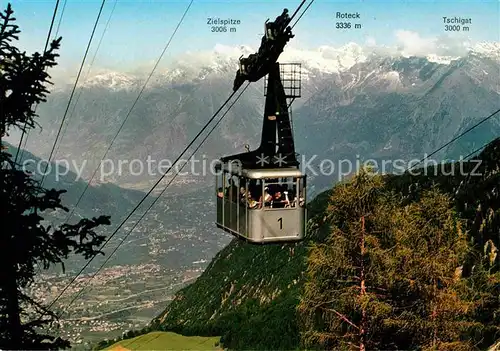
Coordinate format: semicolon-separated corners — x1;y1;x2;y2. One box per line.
215;162;306;244
220;8;306;244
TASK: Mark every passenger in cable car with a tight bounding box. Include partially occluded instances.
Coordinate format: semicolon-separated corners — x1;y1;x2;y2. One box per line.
294;195;304;207
280;184;291;208
286;187;296;207
240;185;250;206
246;191;259;209
271;191;285;208
217;187;224;198
225;178;238;201
272;189;286;208
260;186;273;207
283;190;290;208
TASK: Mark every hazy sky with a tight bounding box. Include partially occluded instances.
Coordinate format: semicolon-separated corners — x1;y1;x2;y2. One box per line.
3;0;499;70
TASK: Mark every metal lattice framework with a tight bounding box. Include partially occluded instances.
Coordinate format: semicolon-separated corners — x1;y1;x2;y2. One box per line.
264;63;301;99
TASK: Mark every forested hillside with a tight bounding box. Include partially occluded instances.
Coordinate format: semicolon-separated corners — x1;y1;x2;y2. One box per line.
97;138;500;350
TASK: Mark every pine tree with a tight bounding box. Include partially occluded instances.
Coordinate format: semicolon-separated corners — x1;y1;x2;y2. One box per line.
298;169;395;350
0;3;110;348
298;169;488;350
386;188;476;350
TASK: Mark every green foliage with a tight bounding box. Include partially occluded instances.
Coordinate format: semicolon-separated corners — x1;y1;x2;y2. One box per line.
0;4;60;137
149;241;307;349
0;3;110;349
214;295;301;350
299;167;499;350
103;331;220;350
143;192;333;350
145;141;500;350
299;170;395;350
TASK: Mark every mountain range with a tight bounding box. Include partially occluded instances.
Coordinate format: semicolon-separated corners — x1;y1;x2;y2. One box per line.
7;41;499;193
6;40;499;344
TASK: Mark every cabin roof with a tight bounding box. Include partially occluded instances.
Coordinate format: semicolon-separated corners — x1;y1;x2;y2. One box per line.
217;161;304;178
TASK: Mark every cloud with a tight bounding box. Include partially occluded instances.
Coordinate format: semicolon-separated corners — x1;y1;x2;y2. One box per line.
365;36;377;47
394;30;471;57
395;30;435;56
46;32;497;88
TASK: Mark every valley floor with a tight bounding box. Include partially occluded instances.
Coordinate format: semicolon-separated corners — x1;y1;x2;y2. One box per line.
105;332;221;350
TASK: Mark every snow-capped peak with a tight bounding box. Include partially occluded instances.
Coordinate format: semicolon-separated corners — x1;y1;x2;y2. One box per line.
425;54;460;64
213;43;254;58
52;40;499;91
470;42;500;61
80;69;140;90
280;42;367;74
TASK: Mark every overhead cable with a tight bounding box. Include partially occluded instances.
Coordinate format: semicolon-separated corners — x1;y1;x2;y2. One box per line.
17;0;69;163
63;83;251;313
47;0;315;312
14;0;61;163
47;85;241;312
63;0;193;224
53;0;118;161
407;108;500;171
290;0;314;29
40;0;108;187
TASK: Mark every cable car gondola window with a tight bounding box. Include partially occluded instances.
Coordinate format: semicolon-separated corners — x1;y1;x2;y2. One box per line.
261;176;304;209
216;171;224;199
244;178;262;209
216;165;306;243
223;173;239;202
296;176;305;208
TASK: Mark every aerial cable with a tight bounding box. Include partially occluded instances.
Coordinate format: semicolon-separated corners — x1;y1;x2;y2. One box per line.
463;140;494;160
401;108;500;203
290;0;314;29
40;0;108;187
288;0;307;24
14;0;61;163
46;85;242;312
47;0;312;311
42;0;60;53
53;0;68;39
62;0;194;225
17;118;30;163
53;0;118;161
62;82;251;313
460;137;498;184
13;0;62;278
16;0;69;164
407;107;500;171
449;136;500;201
